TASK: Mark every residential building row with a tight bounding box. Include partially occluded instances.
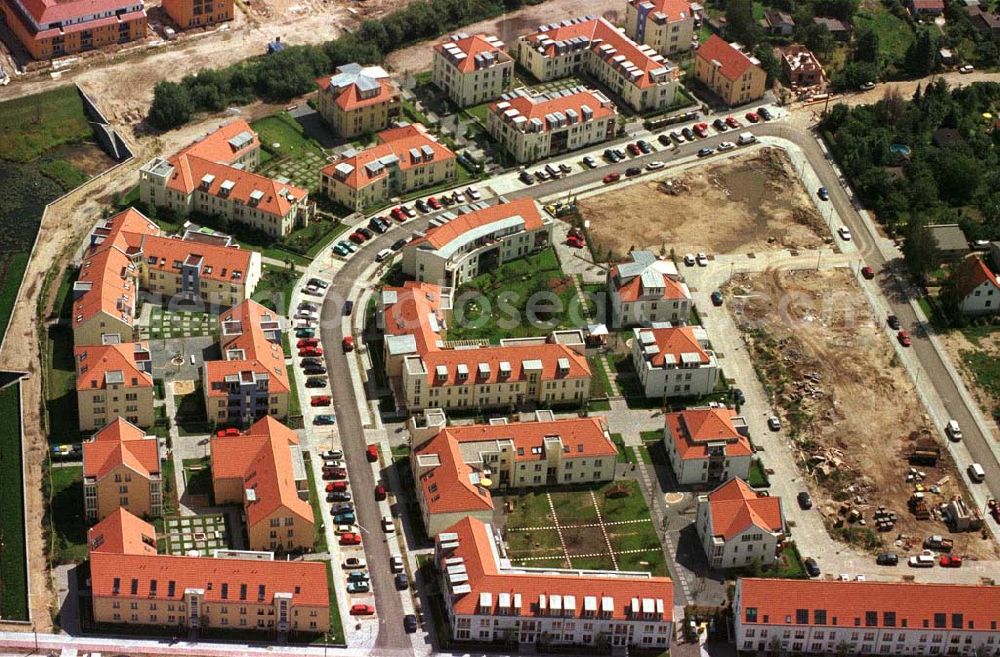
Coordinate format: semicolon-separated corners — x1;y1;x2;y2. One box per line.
630;324;719;399
139;120;311;239
733;578;1000;656
316;63;402;138
161;0;233;30
436;516;674;650
320;123;457;211
400;198;554;287
433;33;514;108
694;34;767;106
88;507;329;634
409;408;617;535
380;280;592;412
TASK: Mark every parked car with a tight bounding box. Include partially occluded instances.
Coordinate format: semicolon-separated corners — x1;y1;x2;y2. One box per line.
305;376;327;388
346;571;369;583
390;207;408;222
711;291;723;306
348;232;367;244
519;171;535;185
745;111;760;123
557;164;571;175
427;196;442;210
328;491;352;502
303;366;327;376
804;557;821;577
369;217;389;233
645;160;665;170
332;243;351;257
310;396;332;407
583;155;598;168
326;481;348;493
696;252;708;266
768;415;782;431
323;468;347;480
625;166;641;177
342;336;355;352
602;173;621;184
382;516;396;533
402;205;417;218
296;338;318;349
897;330;911;347
374;484;387;500
837;226;852;241
693;123;709;138
887;314;900;330
697;147;715;157
391;238;408;251
340;532;362;546
414;199;429;213
366;444;379;462
334;514;356;526
350;604;375;616
757;107;773;121
861;266;875;279
299;347;323;357
657;134;673;146
395;573;409;590
959;64;974;74
681;127;695;141
939;555;962;568
534;169;549;181
733;388;745;404
817;187;829;201
712;118;728;132
342;557;366;569
718;141;736;151
314;414;336;426
683;253;696;266
859;81;876;91
390;555;405;573
637;139;652;153
334;524;355;535
908;553;935;568
876;552;898;566
295;328;315;338
347;581;370;594
357;226;374;239
797;491;813;509
627;142;641;156
726;116;740;129
404;614;418;633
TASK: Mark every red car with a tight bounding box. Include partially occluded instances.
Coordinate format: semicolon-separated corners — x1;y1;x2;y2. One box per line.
602;173;621;184
897;330;911;347
299;347;323;357
391;207;408;222
366;444;379;462
340;532;362;546
427;196;442;210
296;338;318;348
348;232;366;244
940;555;962;568
350;604;375;616
725;116;740;129
627;142;641;156
215;427;240;437
566;235;585;249
326;481;348;493
323;468;347;480
374;484;387;501
693;123;709;138
342;335;355;352
745;112;759;123
311;395;332;407
861;266;875;279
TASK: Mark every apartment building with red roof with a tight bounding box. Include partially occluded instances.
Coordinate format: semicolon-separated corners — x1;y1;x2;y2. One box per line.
0;0;146;59
515;15;681;113
436;516;673;649
320;123;456;211
204;300;290;426
486;86;618;163
316;63;401;138
161;0;232;30
733;577;1000;656
664;405;752;485
409;408;617;535
88;507;329;634
139;120;310;238
630;324;719;399
695;478;783;568
211;416;312;552
83;417;162;521
380;281;592;412
954;254;1000;315
75;341;154;431
608;250;692;327
433;32;514;107
401;198;553;286
625;0;695;56
694;34;767;106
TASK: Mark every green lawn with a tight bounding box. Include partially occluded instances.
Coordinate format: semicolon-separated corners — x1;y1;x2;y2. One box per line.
324;563;345;644
51;265;77;321
48;465;89;564
0;252;29;342
251;112;331;193
252;264;300;314
726;543;806;579
305;462;329;553
748;459;770;488
182;457;213;498
446;248;583;342
0;383;28;620
853;6;914;69
0;86;93;163
610;432;629;463
284;219;350;259
39;159;89;192
287;364;302;417
46;324;78;442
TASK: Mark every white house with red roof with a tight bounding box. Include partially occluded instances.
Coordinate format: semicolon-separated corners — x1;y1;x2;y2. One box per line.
694;34;767;106
625;0;696;56
436;516;674;649
410;408;618;535
83;418;162;522
631;324;719;399
609;250;692;327
696;478;783;568
319;123;456;211
733;577;1000;656
316;63;402;138
401;198;553;286
486;86;618;163
954;254;1000;315
433;33;514;107
664;405;752;485
515;15;680;113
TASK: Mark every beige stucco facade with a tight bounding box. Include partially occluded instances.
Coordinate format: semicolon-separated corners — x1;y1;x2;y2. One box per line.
486;101;617;164
432;38;514;108
140;252;261;309
624;0;695;56
85;463;162;522
74;312;138;347
78;385;155;432
694;49;767;106
245;508;314;554
320;148;456;212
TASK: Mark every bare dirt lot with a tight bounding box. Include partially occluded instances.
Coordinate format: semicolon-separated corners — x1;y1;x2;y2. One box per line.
939;326;1000;443
727;268;998;560
580;148;828;261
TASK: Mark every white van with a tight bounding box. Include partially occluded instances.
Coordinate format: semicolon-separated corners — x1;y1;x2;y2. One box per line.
738;132;757;146
967;463;985;483
945;419;962;441
375;248;393;262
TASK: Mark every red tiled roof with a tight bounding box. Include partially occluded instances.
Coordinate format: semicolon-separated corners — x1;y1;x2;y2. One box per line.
20;0;138;27
434;34;511;74
408;198;545;250
666;407;752;460
611;264;690;302
956;255;1000;298
83;418;160;480
637;326;710;367
706;478;782;540
75;342;153;391
210;417;311;528
697;34;756;81
441;517;673;621
205;300;289;397
491;89;616;132
738;578;1000;630
141;234;254;285
87;507;158;556
421;343;590;387
638;0;694;22
321;124;455;191
383;281;449;355
417;431;495;515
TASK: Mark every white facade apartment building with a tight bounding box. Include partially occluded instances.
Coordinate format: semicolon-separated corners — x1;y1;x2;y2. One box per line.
433;33;514;108
609;250;692;327
733;578;1000;656
696;478;783;569
625;0;696;56
664;405;753;485
401;198;553;286
955;255;1000;315
631;324;719;398
486;87;617;164
515;15;680;113
437;516;674;651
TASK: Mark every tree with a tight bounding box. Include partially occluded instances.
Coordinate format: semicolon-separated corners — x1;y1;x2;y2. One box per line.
904;29;938;77
853;26;881;64
902;217;941;282
802;23;834;58
754;45;782;85
931;150;982;206
725;0;759;47
149;82;193;130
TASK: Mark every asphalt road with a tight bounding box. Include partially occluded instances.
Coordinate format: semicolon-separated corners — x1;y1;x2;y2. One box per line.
319;117;1000;650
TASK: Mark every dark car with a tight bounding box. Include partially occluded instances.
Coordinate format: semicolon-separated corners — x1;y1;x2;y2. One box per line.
712;118;728;132
697;147;715;157
876;552;899;566
887;314;900;330
301;357;322;367
637;139;652;153
711;290;723;306
733;388;746;405
403;614;418;633
369;217;388;233
657;134;672;146
797;491;813;509
391;238;408;251
344;300;354;316
817;187;829;201
305;377;327;388
314;414;336;426
519;171;535;185
414;199;429;213
625;166;641;177
804;557;820;577
331;503;354;515
357;226;374;239
322;468;347;480
327;491;352;502
304;365;327;376
758;107;773;121
395;573;409;590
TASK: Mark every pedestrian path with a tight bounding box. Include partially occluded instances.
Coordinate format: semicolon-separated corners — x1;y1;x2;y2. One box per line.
507;518;651;532
599;353;622;397
546;492;571;567
590;490;618;570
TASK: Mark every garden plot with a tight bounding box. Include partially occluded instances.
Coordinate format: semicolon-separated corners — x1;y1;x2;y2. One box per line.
163;514;230;556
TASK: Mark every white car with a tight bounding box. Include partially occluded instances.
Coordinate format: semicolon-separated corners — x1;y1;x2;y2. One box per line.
718;141;736;151
768;415;782;431
837;226;852;241
342;557;367;570
683;253;696;266
295;309;318;320
959;64;974;74
334;524;355;535
645;160;665;170
696;253;709;267
390;555;404;573
859;81;876;91
382;516;396;533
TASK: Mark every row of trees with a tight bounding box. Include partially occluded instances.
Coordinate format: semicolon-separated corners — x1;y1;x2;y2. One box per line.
149;0;532;130
822;81;1000;279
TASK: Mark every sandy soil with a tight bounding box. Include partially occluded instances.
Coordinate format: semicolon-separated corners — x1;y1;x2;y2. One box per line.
727;268;999;560
385;0;623;74
939;328;1000;444
580;148;827;261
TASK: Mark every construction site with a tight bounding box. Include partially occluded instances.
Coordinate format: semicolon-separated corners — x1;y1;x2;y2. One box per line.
726;267;999;560
579;148;828;261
